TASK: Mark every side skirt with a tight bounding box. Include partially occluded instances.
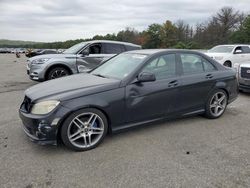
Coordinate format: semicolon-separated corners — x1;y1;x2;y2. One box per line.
111;108;205;134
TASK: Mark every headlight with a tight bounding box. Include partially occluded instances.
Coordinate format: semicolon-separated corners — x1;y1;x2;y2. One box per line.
214;56;223;61
31;58;50;64
31;100;60;115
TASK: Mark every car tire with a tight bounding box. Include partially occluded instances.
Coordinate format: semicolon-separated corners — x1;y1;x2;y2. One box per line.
60;108;108;151
47;67;69;80
205;89;228;119
223;61;232;67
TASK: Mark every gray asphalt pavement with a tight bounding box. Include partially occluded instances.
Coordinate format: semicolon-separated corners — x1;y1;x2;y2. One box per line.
0;54;249;188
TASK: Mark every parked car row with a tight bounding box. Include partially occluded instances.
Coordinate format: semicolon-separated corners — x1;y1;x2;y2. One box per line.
25;49;59;58
0;48;27;53
19;41;239;151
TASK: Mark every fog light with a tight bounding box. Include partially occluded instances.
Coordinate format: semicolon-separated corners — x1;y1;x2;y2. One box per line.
38;121;52;134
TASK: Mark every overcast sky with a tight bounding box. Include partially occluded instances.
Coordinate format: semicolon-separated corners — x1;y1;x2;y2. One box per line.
0;0;249;42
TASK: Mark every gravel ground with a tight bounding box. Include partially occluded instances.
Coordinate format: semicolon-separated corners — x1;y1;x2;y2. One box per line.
0;54;249;188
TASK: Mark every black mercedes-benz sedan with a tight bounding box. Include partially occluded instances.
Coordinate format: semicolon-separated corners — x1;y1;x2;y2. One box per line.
19;49;238;151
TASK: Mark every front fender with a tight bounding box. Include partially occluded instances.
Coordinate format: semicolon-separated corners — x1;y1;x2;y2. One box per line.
45;61;78;74
59;87;126;129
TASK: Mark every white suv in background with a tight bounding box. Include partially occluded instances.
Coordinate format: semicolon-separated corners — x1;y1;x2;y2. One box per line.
206;45;250;67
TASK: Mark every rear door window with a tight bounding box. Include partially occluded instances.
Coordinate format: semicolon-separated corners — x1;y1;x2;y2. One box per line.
125;45;141;51
104;43;126;54
180;53;216;75
241;46;250;53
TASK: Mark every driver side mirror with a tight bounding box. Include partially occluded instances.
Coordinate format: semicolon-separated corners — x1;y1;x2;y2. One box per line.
137;72;156;82
81;49;89;56
234;49;242;54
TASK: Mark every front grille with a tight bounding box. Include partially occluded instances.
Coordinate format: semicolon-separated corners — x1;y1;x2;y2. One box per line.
21;96;32;112
240;67;250;79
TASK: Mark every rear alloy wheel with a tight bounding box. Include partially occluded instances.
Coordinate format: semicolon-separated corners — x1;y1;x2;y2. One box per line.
205;90;228;119
47;67;69;80
61;108;108;151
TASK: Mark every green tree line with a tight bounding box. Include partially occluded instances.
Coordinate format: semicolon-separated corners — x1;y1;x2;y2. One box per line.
2;7;250;49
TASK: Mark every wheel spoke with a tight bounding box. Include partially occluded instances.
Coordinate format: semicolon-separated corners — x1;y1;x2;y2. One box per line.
70;134;83;142
83;135;87;146
88;134;91;145
60;70;65;76
90;127;103;131
214;94;218;101
214;106;219;114
87;114;97;126
69;130;81;139
210;104;216;108
218;105;224;110
218;95;225;104
91;131;103;135
75;117;85;127
51;73;56;79
73;118;83;129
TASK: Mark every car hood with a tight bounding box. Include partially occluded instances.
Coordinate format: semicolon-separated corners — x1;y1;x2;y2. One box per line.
25;74;121;102
29;53;76;61
240;62;250;67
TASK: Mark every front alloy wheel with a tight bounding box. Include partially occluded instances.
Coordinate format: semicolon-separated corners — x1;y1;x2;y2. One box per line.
205;90;228;119
61;108;108;151
47;67;69;80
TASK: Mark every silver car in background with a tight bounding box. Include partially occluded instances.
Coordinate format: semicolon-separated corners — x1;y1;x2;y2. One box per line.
26;40;141;81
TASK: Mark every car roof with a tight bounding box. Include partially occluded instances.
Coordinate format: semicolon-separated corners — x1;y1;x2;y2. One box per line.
214;44;250;47
85;40;141;47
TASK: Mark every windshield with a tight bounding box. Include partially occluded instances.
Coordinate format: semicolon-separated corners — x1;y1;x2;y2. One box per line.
208;46;234;53
63;42;88;54
91;53;148;79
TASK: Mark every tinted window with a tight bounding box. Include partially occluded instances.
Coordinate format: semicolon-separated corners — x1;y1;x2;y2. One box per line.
104;43;125;54
180;53;216;75
203;59;216;72
142;54;176;80
125;45;141;51
241;46;250;53
88;43;102;54
233;46;250;54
